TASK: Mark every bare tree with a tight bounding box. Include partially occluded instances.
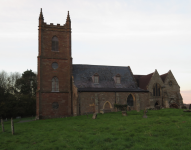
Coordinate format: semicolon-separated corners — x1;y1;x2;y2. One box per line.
0;70;21;94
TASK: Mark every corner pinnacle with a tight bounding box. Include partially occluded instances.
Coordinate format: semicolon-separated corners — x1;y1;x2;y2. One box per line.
67;11;71;22
39;8;43;19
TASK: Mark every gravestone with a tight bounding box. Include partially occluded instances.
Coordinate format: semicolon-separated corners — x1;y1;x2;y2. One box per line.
182;105;187;109
143;108;148;118
92;113;97;119
1;118;4;132
100;109;104;114
11;118;14;135
183;110;191;112
122;111;127;116
35;116;39;120
127;106;131;111
155;105;161;110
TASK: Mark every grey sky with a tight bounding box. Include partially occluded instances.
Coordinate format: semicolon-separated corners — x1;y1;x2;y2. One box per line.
0;0;190;100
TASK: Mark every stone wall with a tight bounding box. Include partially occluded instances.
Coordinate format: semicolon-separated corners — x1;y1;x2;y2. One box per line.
147;70;164;107
146;70;183;108
163;71;183;108
77;92;149;115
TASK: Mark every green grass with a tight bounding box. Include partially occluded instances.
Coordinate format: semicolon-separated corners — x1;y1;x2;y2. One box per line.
1;109;191;150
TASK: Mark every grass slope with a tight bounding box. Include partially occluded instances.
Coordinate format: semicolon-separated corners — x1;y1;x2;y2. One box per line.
0;109;191;150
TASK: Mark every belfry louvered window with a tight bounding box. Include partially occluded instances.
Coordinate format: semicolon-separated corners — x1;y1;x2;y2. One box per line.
52;77;59;92
153;83;160;96
52;36;58;51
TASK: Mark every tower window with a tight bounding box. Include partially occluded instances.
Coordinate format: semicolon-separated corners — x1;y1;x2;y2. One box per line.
52;77;59;92
52;62;58;69
52;36;58;51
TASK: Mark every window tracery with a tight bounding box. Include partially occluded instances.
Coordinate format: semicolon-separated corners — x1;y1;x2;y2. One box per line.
153;83;160;96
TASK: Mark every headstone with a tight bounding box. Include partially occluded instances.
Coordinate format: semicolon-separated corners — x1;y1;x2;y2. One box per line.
1;118;4;132
11;118;14;135
155;105;161;110
35;116;39;120
92;113;97;119
127;106;131;111
100;109;104;114
122;111;127;116
6;118;7;121
182;105;187;109
183;110;191;112
143;108;148;118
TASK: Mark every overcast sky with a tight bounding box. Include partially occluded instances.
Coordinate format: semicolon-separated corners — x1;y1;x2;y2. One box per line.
0;0;191;103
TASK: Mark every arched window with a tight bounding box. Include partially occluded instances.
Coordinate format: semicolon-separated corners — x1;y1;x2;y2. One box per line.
52;36;58;51
52;77;59;92
153;83;160;96
127;94;133;106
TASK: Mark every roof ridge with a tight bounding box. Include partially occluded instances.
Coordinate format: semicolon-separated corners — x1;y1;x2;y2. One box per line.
72;64;129;68
139;72;154;79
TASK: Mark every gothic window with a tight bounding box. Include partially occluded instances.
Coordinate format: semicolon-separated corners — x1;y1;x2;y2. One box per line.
52;77;59;92
127;94;134;106
153;83;160;96
52;36;58;51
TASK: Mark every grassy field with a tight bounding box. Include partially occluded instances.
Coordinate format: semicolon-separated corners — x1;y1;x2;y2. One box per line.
0;109;191;150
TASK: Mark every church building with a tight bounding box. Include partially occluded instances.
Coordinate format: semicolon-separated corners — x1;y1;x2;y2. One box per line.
36;9;183;119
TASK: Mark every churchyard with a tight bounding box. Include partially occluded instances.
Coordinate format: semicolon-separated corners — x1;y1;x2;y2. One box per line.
0;108;191;150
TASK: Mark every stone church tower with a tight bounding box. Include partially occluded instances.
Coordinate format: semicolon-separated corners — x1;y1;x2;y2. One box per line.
36;9;73;119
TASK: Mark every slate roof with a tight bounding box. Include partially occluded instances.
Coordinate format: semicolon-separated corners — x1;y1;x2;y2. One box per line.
72;64;147;92
160;73;168;82
134;73;154;90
